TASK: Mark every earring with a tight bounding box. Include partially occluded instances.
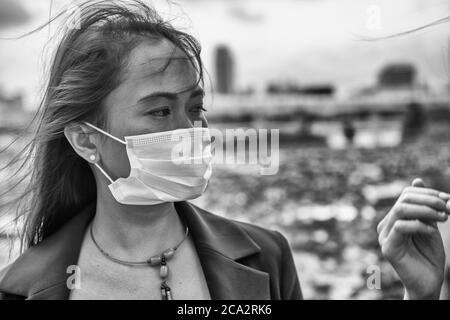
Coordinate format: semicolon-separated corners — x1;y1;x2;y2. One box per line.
89;154;96;162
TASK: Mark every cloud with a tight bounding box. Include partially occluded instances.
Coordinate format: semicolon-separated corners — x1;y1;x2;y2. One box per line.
228;4;265;23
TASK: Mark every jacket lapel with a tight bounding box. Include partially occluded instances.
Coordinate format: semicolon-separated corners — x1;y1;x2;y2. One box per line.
0;201;270;300
175;202;270;299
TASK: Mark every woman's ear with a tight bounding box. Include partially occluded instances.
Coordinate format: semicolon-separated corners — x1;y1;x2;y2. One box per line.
64;123;100;163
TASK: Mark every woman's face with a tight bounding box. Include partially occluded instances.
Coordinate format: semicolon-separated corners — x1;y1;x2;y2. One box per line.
96;38;207;180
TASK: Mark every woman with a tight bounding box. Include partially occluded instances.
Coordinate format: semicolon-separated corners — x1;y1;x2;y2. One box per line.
378;178;450;299
0;0;302;300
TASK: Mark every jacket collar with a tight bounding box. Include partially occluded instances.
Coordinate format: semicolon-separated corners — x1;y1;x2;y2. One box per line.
0;201;270;300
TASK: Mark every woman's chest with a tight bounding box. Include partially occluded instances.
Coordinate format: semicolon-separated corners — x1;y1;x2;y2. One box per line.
69;236;211;300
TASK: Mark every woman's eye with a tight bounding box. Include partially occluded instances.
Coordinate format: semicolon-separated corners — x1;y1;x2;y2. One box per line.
147;108;171;117
191;105;207;113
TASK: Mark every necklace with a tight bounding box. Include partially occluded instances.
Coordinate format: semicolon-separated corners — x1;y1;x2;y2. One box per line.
89;219;189;300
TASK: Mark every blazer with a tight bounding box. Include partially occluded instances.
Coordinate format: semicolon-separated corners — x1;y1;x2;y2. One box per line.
0;201;303;300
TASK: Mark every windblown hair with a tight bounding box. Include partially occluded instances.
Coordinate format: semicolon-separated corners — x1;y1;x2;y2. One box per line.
0;0;204;253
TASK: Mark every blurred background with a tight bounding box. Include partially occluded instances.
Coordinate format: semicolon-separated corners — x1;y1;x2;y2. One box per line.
1;0;450;299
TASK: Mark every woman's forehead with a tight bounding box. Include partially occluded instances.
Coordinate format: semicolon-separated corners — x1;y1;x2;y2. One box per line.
105;39;200;111
122;39;197;87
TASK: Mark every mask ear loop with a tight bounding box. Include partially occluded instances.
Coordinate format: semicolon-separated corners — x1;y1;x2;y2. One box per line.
82;121;127;145
82;121;127;184
93;163;114;184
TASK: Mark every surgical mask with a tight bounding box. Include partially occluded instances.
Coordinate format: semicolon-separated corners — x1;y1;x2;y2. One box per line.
83;122;213;205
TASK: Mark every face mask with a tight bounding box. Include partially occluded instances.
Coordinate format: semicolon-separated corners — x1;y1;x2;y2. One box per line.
83;122;213;205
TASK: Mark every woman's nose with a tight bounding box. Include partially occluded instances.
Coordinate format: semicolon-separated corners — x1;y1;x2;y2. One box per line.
174;113;194;130
171;107;207;130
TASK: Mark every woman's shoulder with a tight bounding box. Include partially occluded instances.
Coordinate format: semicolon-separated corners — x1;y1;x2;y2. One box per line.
0;262;12;286
231;217;290;252
189;203;292;258
188;202;302;299
0;261;26;299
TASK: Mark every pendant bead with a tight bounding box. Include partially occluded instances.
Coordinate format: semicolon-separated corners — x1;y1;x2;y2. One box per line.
160;264;168;278
163;248;175;260
148;255;161;266
166;288;173;300
161;281;172;300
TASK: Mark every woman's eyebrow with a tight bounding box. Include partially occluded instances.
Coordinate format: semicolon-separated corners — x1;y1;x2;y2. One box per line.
137;88;205;104
190;88;205;99
137;91;178;103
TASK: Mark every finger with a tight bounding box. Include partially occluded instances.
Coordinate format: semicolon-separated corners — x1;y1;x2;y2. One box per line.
401;193;450;214
384;203;448;236
412;178;425;188
379;203;444;243
382;220;435;257
393;203;448;222
377;218;387;234
404;186;450;201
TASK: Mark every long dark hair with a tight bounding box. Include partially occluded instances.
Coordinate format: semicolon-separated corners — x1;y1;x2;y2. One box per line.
0;0;204;253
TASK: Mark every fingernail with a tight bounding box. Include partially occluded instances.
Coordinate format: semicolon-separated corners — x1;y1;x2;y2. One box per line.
439;192;450;200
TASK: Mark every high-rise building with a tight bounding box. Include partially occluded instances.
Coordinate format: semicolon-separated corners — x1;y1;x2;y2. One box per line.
377;63;416;88
214;45;234;94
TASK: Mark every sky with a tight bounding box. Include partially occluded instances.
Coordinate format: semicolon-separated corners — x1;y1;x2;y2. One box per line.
0;0;449;110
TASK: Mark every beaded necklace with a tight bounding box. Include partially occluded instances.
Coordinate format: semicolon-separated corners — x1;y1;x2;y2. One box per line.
89;220;189;300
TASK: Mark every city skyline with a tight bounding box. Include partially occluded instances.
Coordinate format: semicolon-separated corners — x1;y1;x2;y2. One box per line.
0;0;449;110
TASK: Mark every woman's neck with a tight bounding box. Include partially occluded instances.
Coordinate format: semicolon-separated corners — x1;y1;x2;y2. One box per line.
90;195;186;262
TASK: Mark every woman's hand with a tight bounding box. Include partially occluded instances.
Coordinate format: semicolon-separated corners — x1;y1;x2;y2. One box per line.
377;178;448;299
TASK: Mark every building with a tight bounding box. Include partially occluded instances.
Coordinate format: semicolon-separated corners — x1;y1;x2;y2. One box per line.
214;45;234;94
